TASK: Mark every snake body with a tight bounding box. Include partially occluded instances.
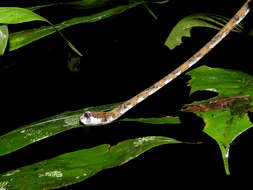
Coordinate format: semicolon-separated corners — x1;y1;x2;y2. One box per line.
80;0;252;126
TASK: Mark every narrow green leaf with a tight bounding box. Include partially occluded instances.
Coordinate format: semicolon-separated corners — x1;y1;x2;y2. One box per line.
0;7;82;56
0;24;8;55
28;0;115;11
28;3;59;11
120;116;180;124
63;0;115;10
27;0;170;11
165;13;243;50
0;136;182;190
185;66;253;174
0;103;120;156
143;3;158;20
0;7;48;24
8;3;142;51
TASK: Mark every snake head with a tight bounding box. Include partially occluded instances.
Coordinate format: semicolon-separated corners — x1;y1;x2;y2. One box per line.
80;111;103;126
80;111;116;126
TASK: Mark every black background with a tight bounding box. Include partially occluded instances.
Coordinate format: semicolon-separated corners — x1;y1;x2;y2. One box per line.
1;0;253;188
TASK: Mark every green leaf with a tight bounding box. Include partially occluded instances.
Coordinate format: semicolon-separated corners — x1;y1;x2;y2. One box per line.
197;109;251;175
0;136;182;190
0;25;8;55
61;0;115;10
187;66;253;98
0;103;120;156
28;0;118;11
0;7;82;56
120;116;180;124
165;13;243;50
27;3;60;11
27;0;170;11
0;7;48;24
8;3;142;51
185;66;253;174
143;3;158;20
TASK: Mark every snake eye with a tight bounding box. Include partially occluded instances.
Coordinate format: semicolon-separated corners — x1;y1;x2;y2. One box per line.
84;111;91;118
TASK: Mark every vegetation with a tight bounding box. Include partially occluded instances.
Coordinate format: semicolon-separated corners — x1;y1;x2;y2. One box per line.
1;0;253;189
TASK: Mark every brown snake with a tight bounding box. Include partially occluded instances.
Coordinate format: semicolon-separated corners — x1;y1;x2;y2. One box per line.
80;0;252;126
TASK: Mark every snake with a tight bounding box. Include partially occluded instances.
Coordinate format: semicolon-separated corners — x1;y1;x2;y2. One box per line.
80;0;252;126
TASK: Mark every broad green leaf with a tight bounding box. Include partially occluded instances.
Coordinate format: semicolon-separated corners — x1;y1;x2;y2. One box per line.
0;25;8;55
196;109;252;175
0;136;182;190
187;66;253;98
120;116;180;124
165;13;243;50
0;103;120;156
185;66;253;174
8;3;142;51
0;7;48;24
